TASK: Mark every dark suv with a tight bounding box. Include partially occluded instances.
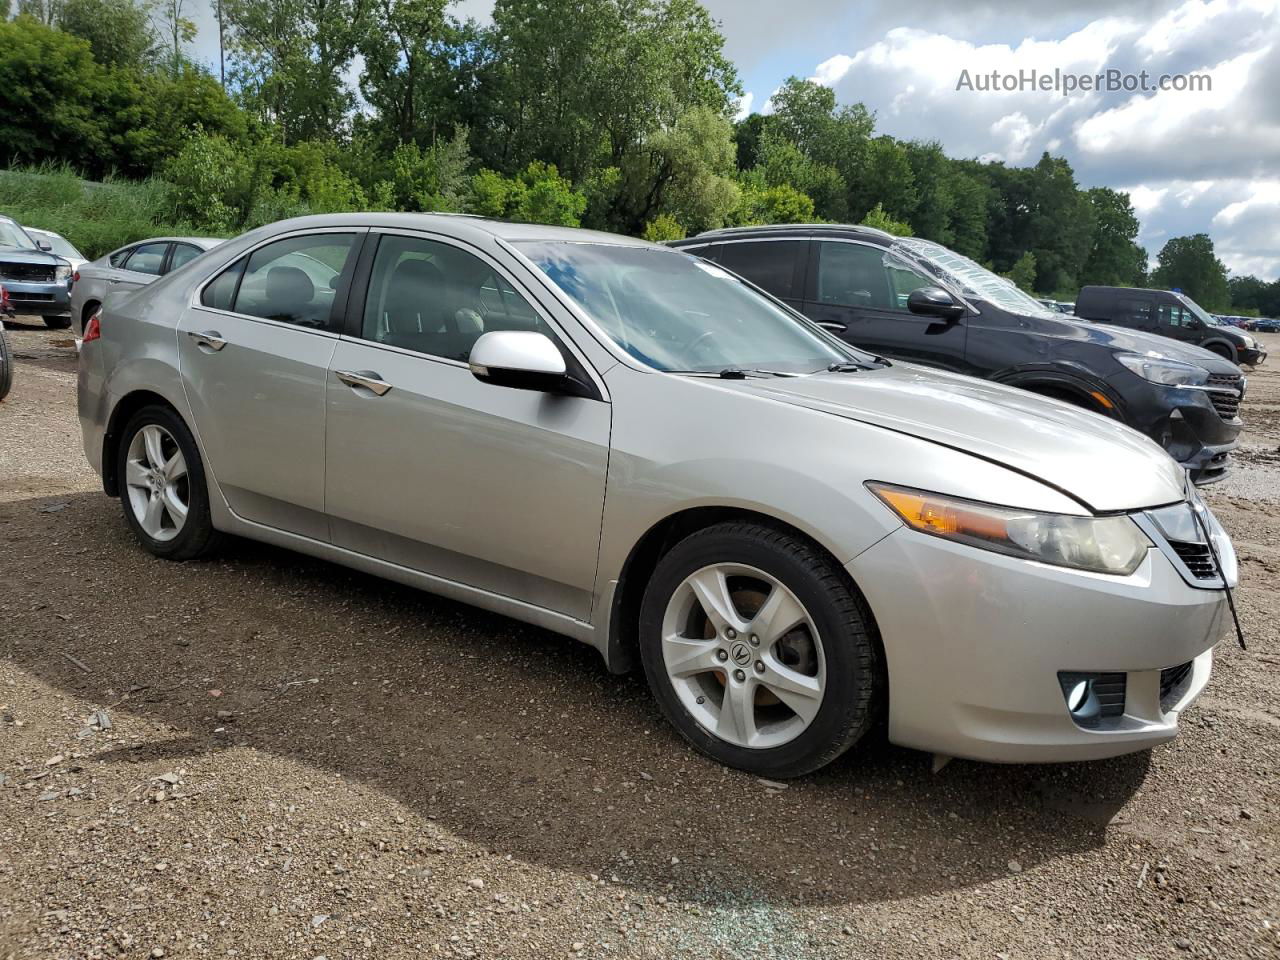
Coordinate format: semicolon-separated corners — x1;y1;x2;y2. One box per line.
1075;286;1266;366
670;225;1245;483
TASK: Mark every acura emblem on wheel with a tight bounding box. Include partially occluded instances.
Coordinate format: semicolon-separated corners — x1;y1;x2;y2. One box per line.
730;642;752;666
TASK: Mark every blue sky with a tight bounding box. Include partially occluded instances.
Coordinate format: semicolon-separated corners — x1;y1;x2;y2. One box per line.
189;0;1280;280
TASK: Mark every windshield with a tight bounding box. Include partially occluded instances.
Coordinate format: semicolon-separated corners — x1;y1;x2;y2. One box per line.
32;232;83;260
1177;294;1218;326
891;237;1059;319
518;241;864;374
0;220;36;251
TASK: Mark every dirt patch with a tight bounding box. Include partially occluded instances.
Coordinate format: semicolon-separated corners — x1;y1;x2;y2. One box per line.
1;320;1277;959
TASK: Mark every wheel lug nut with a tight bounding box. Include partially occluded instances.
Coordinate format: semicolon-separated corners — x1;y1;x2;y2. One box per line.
749;634;760;646
733;669;746;682
725;628;737;640
716;650;728;662
754;661;764;674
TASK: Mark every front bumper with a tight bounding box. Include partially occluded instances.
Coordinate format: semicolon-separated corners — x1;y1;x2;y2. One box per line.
4;279;70;316
1239;347;1266;366
1113;378;1242;484
849;523;1230;764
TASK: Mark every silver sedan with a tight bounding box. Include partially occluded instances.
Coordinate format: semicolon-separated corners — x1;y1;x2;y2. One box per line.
69;236;223;337
76;214;1236;775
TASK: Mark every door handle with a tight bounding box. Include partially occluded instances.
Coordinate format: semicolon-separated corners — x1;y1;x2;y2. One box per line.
186;329;227;351
107;278;121;285
817;321;848;333
335;370;393;396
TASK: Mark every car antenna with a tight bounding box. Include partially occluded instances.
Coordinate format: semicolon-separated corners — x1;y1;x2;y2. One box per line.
1185;474;1245;650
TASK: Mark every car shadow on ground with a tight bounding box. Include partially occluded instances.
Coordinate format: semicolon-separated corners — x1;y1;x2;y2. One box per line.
1;491;1152;909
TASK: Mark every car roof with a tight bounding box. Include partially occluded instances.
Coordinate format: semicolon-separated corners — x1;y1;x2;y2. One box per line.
23;226;62;238
671;223;898;245
245;213;655;249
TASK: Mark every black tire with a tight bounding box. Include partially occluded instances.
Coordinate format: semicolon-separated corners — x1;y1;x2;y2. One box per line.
42;315;71;329
1206;342;1236;363
638;521;883;778
116;404;223;561
0;326;12;402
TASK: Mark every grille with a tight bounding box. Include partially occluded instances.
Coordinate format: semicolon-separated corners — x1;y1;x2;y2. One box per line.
1206;373;1243;420
1170;540;1217;580
8;291;54;302
0;262;55;283
1160;661;1194;705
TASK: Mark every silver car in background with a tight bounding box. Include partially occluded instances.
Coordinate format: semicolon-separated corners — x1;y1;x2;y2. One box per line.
24;228;88;273
77;214;1236;776
70;236;223;337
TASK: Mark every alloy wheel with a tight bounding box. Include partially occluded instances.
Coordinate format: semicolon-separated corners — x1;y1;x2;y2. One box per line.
124;424;190;542
661;563;826;749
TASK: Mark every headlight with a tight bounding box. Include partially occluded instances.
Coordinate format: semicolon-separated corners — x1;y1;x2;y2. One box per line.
1116;352;1208;387
868;483;1151;575
55;264;72;281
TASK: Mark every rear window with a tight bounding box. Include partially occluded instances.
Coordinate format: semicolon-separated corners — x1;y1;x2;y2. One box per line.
713;240;807;300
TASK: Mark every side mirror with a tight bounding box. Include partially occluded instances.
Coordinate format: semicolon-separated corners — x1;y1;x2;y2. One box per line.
469;330;578;394
36;240;52;252
907;286;965;321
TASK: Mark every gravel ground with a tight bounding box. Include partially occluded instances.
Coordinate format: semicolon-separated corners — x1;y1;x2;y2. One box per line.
0;318;1277;960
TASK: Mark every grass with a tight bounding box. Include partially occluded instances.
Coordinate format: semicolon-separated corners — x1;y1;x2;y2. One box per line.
0;164;195;260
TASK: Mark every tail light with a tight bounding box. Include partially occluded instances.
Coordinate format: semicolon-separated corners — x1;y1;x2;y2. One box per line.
72;271;80;284
83;310;102;343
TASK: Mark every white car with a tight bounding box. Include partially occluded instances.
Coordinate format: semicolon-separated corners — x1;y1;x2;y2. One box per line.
70;236;223;337
24;228;88;273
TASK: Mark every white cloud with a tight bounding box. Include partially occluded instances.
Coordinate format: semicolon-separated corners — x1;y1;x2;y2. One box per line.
810;55;855;87
733;91;756;122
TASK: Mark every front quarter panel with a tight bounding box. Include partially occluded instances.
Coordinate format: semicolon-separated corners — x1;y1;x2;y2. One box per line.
593;365;1085;662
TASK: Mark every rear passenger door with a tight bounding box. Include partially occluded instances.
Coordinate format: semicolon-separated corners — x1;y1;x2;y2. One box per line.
804;239;970;371
177;229;364;540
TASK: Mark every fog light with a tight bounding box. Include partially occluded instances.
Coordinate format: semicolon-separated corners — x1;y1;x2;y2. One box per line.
1057;672;1104;724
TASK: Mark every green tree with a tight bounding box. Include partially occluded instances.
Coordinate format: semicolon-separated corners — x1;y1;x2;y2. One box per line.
58;0;158;69
468;161;587;226
848;137;915;223
1151;234;1230;310
222;0;373;142
861;202;912;237
731;180;815;226
1080;187;1147;287
384;127;472;212
642;214;686;242
0;17;119;173
1024;153;1093;293
1006;251;1037;293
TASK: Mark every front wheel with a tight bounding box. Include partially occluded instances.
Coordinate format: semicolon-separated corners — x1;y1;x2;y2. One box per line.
117;405;222;560
1206;342;1237;363
42;315;71;330
638;522;883;778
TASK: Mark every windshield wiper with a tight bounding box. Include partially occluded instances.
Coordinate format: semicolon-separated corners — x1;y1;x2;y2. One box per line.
827;358;888;372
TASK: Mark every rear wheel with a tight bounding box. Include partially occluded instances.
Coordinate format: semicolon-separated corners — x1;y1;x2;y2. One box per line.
42;315;71;330
0;325;12;401
117;405;222;560
639;521;883;778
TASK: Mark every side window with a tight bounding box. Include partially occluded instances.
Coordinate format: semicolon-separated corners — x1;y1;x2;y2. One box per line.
1119;297;1152;326
108;246;135;268
1158;303;1195;328
817;242;894;309
123;242;170;276
714;241;806;300
361;234;548;362
885;257;940;311
201;257;246;310
231;233;358;330
168;243;202;272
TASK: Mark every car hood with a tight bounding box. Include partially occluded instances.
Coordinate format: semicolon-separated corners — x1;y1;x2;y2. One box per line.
0;247;61;265
738;365;1186;513
1049;317;1241;373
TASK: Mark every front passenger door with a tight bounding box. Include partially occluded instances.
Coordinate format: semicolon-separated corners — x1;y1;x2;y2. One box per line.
115;242;171;292
804;240;969;371
324;232;610;621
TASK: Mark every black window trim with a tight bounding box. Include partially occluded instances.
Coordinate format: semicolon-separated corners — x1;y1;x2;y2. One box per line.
342;227;606;401
166;241;204;275
191;227;369;338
